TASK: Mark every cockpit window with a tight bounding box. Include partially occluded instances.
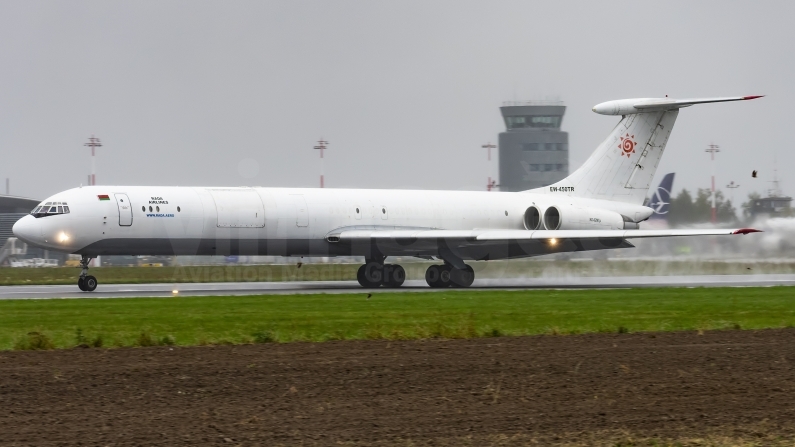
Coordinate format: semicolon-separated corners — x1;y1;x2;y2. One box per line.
31;201;70;218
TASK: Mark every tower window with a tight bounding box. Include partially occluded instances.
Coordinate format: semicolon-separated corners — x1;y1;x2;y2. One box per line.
505;115;561;130
522;143;568;151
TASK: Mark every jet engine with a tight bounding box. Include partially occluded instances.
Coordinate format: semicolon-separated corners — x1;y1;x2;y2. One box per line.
539;205;630;230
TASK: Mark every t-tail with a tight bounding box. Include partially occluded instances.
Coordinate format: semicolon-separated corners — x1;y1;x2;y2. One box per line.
528;95;763;205
645;172;675;221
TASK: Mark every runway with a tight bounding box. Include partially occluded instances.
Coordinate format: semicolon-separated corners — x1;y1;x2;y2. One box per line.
1;274;794;299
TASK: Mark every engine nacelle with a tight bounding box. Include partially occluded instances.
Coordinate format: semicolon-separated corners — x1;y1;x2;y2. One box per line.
541;205;626;230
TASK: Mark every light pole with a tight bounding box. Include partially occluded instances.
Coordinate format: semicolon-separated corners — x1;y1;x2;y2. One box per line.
705;144;720;223
313;138;328;188
726;180;740;220
726;181;740;204
482;142;497;191
84;135;102;185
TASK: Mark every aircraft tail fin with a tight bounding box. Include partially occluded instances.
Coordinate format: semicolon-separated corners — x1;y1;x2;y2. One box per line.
645;173;675;220
527;95;761;205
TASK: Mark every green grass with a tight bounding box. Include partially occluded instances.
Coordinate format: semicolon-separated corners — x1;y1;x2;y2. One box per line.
1;287;794;350
3;259;795;285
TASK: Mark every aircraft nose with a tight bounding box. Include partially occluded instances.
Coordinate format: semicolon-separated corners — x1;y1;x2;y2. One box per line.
12;215;41;244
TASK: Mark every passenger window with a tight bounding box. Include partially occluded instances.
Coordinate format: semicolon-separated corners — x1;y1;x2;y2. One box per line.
142;206;145;212
149;206;153;212
177;206;181;212
156;206;160;212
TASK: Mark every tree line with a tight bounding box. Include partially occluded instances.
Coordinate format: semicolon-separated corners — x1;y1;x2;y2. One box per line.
665;189;793;225
666;188;737;226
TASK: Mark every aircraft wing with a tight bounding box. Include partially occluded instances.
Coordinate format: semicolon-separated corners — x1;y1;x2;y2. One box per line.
475;228;760;241
328;228;761;243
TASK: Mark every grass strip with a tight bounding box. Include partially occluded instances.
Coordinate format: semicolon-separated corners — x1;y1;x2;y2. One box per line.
1;286;794;350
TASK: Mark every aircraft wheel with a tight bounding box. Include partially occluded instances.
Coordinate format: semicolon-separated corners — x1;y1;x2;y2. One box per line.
450;265;475;288
425;265;452;288
77;277;87;291
383;264;406;288
425;265;441;287
83;275;98;292
357;262;383;288
438;265;452;288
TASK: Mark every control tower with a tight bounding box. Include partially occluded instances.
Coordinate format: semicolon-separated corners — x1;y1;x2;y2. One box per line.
498;101;569;192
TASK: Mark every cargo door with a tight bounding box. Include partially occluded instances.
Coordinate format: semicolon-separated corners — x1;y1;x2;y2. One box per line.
209;189;266;228
114;193;133;226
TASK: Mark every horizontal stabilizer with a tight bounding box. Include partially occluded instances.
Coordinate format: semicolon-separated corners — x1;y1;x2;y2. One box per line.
593;95;763;115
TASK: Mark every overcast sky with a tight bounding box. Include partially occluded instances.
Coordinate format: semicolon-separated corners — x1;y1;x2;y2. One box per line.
1;1;792;206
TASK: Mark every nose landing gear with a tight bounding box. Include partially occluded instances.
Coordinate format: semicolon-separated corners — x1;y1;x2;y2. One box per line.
77;256;98;292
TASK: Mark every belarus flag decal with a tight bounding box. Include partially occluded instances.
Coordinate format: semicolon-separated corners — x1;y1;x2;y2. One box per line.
98;194;110;201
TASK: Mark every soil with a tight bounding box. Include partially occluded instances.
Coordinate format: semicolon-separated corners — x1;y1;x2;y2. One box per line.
2;329;795;446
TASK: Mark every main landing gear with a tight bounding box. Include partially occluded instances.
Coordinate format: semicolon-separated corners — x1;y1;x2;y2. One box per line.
355;258;476;288
77;256;98;292
356;258;406;288
425;264;474;288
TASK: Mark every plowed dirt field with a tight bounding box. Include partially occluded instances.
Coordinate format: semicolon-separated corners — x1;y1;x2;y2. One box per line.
2;329;795;446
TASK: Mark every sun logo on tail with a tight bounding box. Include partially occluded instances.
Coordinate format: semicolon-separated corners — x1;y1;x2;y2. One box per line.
618;134;636;158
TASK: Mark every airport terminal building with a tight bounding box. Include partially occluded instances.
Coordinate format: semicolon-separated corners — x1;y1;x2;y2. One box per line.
0;194;62;265
498;101;569;192
0;195;38;247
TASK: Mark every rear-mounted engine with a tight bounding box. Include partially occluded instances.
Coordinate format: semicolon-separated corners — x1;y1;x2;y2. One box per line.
524;205;631;230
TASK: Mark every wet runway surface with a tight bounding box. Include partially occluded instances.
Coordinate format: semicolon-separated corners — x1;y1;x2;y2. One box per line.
1;274;794;299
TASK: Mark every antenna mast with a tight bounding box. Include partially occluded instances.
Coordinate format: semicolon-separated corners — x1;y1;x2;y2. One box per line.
482;142;497;191
705;143;720;223
313;138;328;188
84;135;102;186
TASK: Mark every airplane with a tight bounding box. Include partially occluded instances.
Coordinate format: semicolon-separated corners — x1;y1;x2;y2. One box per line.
13;95;763;292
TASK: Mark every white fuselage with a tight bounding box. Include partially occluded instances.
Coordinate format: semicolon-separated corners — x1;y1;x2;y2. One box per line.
13;185;651;260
